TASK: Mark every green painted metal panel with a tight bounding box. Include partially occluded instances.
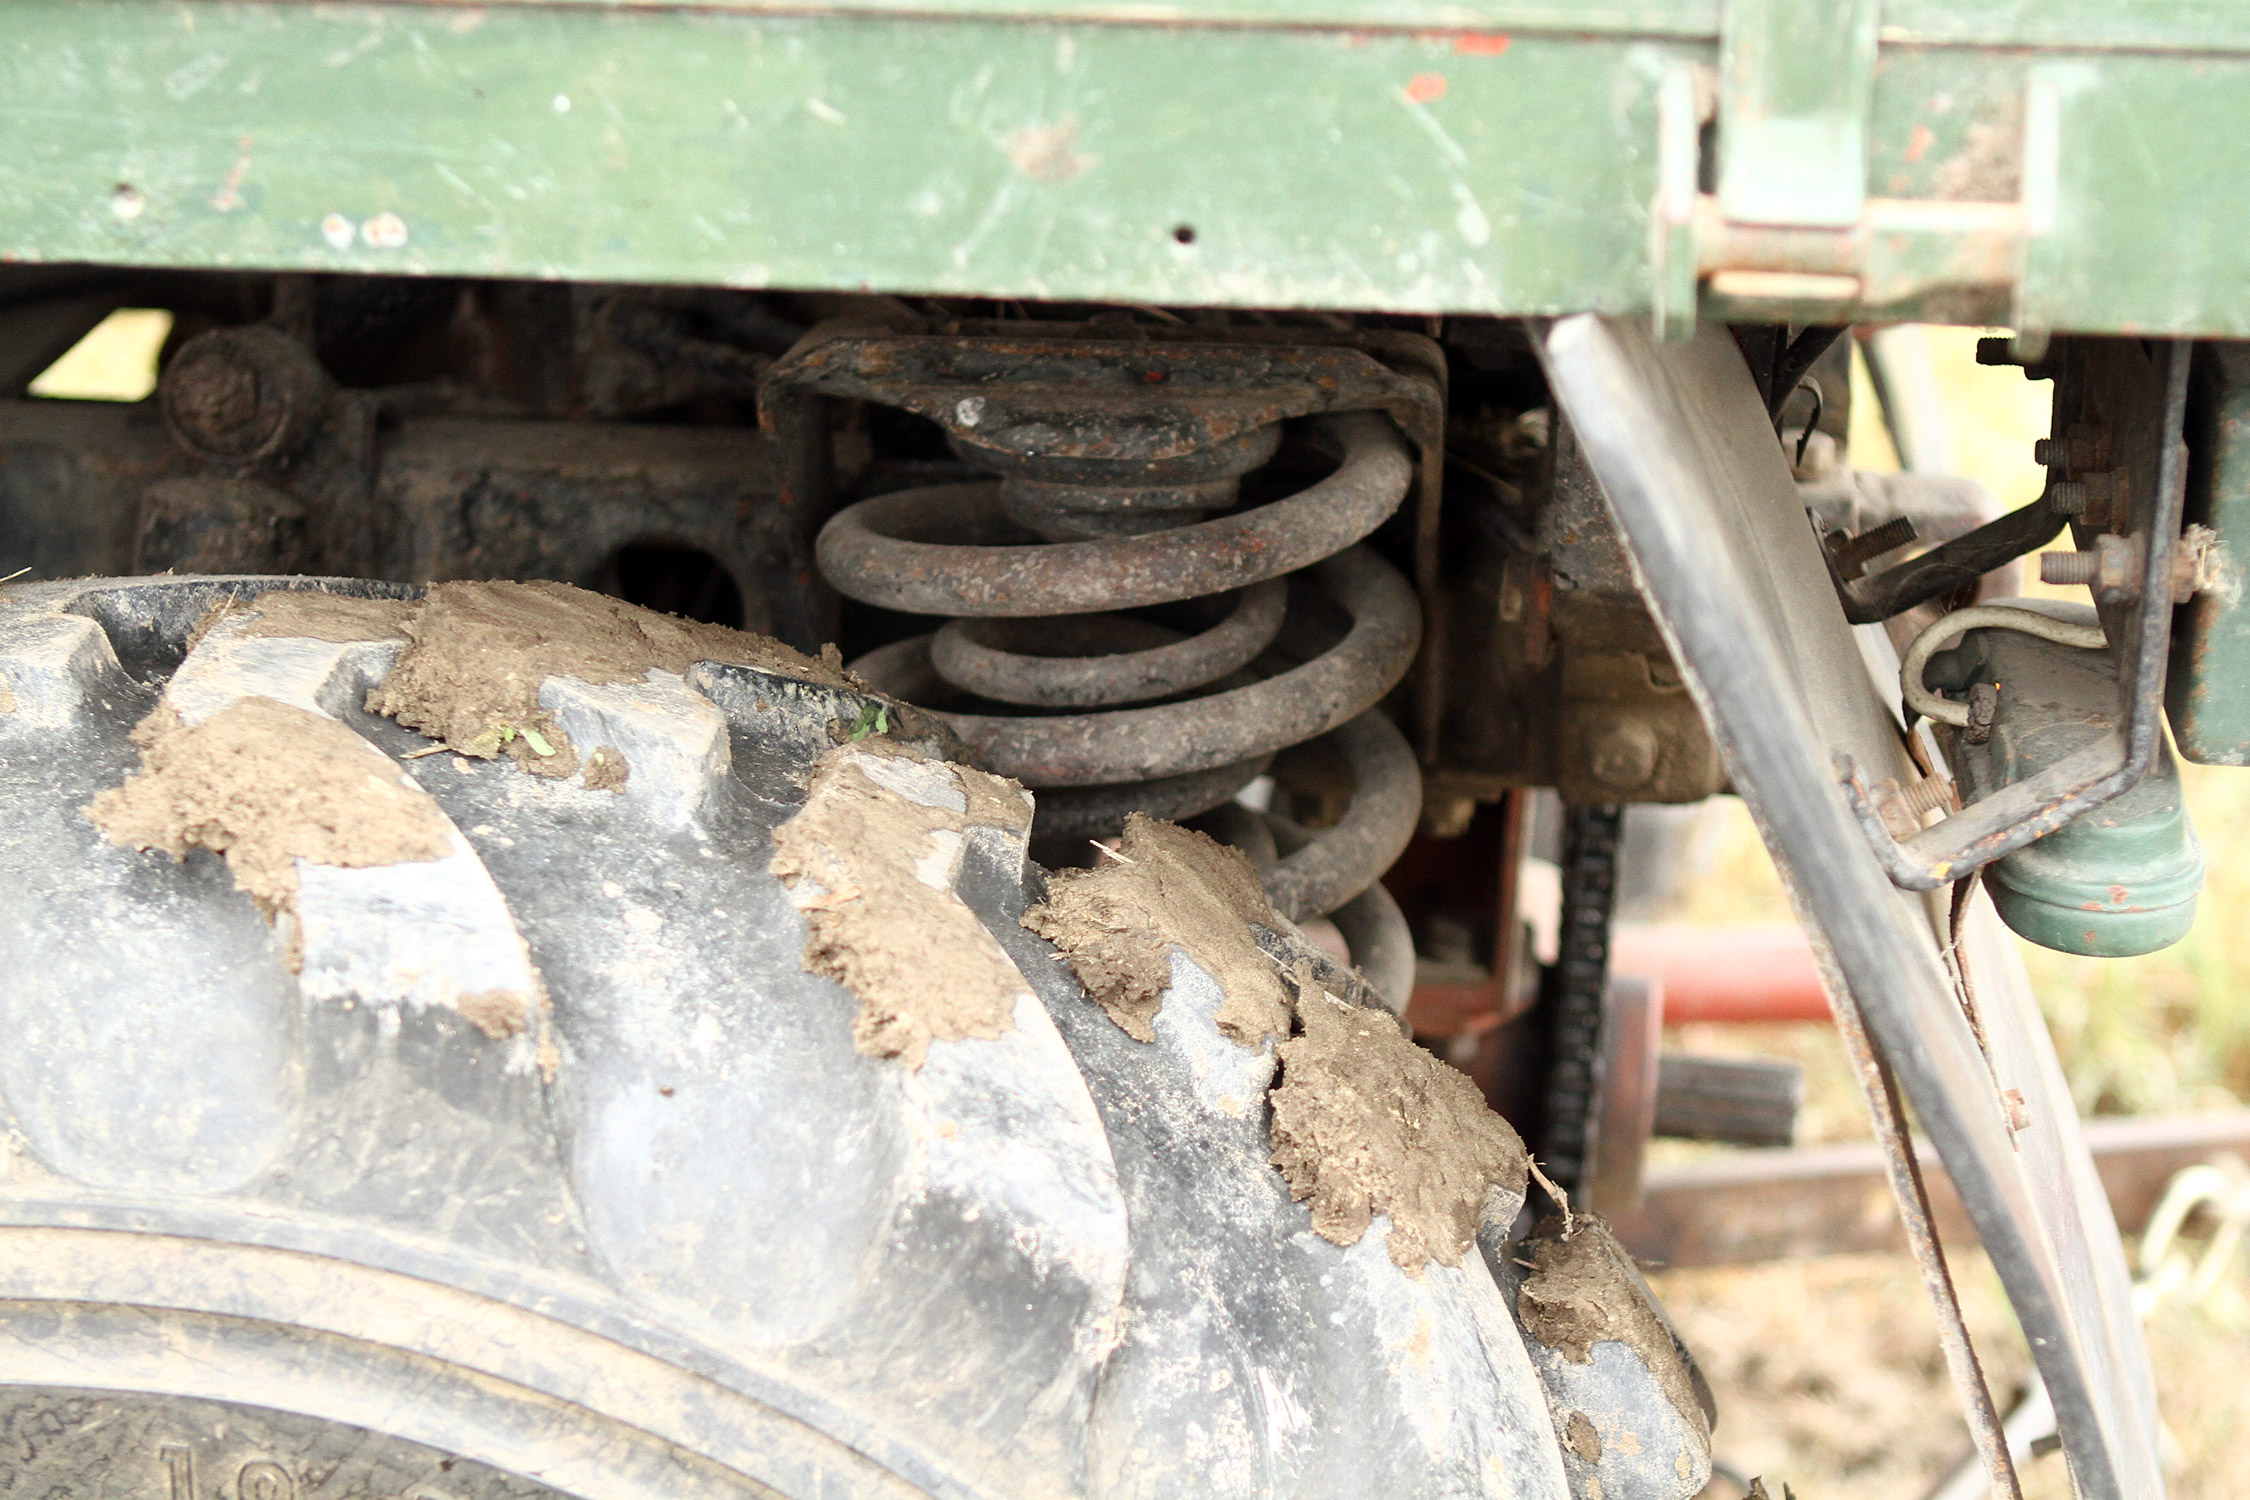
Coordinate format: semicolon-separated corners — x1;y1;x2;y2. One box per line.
2022;52;2250;339
0;2;1680;316
1717;0;1879;228
1879;0;2250;54
2172;344;2250;765
1864;44;2024;204
15;2;2250;334
463;0;1721;36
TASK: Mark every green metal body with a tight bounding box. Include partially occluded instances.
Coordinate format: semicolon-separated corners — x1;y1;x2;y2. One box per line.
8;1;2250;338
2173;344;2250;764
1955;606;2205;957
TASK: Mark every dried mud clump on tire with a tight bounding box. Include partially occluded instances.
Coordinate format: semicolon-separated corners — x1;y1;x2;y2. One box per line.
1269;980;1529;1272
359;580;855;778
770;740;1035;1068
1029;810;1527;1272
1021;812;1293;1046
1517;1213;1713;1437
229;590;415;645
86;696;453;933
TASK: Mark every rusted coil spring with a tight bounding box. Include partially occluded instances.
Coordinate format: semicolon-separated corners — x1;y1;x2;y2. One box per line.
819;410;1423;934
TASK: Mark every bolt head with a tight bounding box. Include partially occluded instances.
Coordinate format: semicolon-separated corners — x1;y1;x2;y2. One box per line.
1588;721;1659;789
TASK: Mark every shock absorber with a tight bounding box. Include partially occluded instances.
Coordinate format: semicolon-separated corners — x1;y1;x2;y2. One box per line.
764;321;1439;942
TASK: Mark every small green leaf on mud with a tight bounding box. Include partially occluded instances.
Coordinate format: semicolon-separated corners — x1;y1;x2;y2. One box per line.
520;726;556;757
847;703;891;741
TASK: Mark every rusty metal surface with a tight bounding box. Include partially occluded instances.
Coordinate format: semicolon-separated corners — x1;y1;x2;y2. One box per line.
1583;974;1661;1218
930;578;1287;707
768;316;1453;744
778;320;1433;918
1259;707;1422;925
1609;922;1831;1024
1432;405;1726;806
817;413;1412;617
854;548;1416;787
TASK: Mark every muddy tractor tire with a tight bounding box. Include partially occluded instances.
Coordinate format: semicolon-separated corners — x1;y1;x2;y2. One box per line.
0;575;1706;1500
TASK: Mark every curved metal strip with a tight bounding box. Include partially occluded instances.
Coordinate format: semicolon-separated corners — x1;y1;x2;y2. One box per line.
816;413;1411;618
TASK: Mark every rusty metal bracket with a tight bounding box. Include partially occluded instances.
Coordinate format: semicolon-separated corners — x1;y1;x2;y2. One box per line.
1840;339;2191;892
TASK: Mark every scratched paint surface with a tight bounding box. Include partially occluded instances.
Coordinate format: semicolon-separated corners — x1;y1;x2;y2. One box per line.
0;2;1679;315
437;0;1721;35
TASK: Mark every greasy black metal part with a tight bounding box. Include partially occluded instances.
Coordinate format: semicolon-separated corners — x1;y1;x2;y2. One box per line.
1533;803;1623;1200
1542;314;2161;1500
1763;326;1848;423
1831;489;2069;623
770;321;1432;919
0;389;827;650
1840;341;2193;891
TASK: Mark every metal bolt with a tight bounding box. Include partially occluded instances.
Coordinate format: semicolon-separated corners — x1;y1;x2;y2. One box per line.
158;324;331;468
2036;425;2112;472
1588;721;1659;790
1897;775;1954;818
1827;515;1918;581
2040;551;2100;586
2048;480;2086;516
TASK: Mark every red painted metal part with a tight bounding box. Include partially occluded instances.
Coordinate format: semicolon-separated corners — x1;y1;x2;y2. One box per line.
1609;920;1832;1023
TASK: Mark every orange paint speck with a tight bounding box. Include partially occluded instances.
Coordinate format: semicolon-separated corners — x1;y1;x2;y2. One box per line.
1404;72;1447;104
1905;122;1934;163
1454;32;1511;55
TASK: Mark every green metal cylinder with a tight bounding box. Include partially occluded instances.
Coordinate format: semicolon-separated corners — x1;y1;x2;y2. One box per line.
1941;600;2204;957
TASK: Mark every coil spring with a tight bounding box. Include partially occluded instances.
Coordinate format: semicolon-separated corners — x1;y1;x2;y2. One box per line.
816;393;1424;941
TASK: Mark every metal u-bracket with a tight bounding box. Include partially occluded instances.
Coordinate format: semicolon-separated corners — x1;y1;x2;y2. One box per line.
1842;339;2192;892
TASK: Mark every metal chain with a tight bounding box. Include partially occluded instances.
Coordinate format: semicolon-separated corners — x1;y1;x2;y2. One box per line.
1536;802;1624;1199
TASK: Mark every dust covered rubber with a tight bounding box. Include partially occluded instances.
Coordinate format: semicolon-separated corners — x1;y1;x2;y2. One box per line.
0;574;1711;1500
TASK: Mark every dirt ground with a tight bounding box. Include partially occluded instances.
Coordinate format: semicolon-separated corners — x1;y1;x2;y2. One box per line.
1658;1246;2250;1500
